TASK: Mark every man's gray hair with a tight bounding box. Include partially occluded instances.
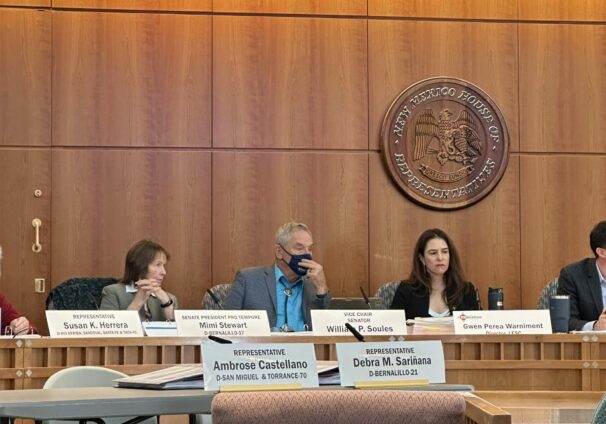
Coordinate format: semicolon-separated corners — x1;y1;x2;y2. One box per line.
275;222;312;246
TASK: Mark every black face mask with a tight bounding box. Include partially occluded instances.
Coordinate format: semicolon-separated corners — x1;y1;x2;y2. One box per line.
280;245;312;276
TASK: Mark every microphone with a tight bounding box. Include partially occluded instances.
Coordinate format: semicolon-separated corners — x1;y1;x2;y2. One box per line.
345;323;365;342
359;286;372;309
475;286;482;310
207;287;223;309
209;335;232;344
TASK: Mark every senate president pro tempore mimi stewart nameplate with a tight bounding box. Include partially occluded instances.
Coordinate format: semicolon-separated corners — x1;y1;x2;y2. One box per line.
381;77;509;210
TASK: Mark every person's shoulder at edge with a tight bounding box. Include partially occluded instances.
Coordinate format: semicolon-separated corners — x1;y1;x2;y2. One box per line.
234;265;273;277
558;258;594;286
462;281;480;309
561;257;593;272
389;280;416;309
102;282;124;291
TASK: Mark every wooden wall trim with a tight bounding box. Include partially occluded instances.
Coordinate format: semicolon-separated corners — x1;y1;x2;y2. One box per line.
51;0;211;12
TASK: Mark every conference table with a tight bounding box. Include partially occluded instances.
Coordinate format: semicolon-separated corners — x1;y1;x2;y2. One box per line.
474;391;602;423
1;332;605;423
0;386;601;424
1;332;605;391
0;386;510;424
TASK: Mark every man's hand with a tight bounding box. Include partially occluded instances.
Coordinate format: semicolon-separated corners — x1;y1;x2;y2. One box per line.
299;259;328;295
594;308;606;330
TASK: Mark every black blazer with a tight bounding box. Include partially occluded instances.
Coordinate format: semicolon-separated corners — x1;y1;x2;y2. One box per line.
389;280;480;319
557;258;603;331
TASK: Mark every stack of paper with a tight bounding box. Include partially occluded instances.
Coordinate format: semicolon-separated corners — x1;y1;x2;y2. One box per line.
317;360;340;386
114;364;204;390
409;317;454;335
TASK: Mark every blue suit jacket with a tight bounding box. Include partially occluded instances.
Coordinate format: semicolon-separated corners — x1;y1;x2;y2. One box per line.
558;258;603;331
223;265;331;329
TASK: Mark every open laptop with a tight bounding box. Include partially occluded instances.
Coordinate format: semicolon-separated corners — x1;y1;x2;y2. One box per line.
328;297;383;310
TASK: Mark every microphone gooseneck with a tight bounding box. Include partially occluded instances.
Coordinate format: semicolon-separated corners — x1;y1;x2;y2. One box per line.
209;335;232;344
359;286;372;309
345;322;365;342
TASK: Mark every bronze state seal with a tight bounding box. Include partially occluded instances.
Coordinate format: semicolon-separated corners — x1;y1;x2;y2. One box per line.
381;77;509;210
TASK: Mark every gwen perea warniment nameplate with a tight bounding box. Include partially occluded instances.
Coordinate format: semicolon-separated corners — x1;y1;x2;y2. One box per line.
381;77;509;210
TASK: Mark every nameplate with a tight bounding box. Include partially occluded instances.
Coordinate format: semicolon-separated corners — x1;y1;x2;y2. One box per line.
453;310;552;335
175;310;271;337
202;342;318;391
336;341;445;387
311;310;406;336
46;310;143;337
142;321;178;336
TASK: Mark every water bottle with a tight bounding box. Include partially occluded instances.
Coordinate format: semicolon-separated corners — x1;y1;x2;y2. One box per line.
549;295;570;333
488;287;504;310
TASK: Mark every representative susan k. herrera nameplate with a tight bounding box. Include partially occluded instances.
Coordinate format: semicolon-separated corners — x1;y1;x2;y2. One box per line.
175;310;271;337
453;310;552;335
202;342;318;391
311;310;406;336
46;310;143;337
336;341;445;387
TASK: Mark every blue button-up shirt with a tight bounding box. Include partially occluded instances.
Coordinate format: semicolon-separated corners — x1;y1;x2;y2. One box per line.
273;266;305;332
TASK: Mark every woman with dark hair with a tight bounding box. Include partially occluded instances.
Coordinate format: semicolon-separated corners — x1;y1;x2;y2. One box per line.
390;229;479;319
100;240;178;321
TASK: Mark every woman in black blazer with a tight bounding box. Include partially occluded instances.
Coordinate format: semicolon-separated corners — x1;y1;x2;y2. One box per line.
390;229;479;319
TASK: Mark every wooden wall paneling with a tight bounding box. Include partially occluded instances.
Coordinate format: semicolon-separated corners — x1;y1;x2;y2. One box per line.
369;0;518;20
213;15;368;149
0;8;50;146
369;153;521;309
211;151;368;297
0;148;50;335
368;20;519;153
52;11;212;148
520;0;606;22
51;0;211;11
51;149;212;311
0;1;49;6
213;0;367;15
519;24;606;152
520;155;606;309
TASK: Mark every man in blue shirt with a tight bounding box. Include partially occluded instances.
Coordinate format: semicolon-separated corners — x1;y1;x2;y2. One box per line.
224;222;331;331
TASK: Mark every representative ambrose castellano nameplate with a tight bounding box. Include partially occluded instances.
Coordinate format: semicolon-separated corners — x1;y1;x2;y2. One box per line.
381;77;509;210
202;343;319;391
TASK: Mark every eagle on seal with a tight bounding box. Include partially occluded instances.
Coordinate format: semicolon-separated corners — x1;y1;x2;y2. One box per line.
413;108;482;166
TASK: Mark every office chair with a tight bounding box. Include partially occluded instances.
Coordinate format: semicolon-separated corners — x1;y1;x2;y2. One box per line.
592;391;606;423
536;277;559;309
44;366;157;424
201;283;232;310
46;277;118;310
373;281;401;309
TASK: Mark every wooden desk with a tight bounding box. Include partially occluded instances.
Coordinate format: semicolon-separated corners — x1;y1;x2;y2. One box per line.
473;391;603;424
0;387;509;424
0;387;211;424
0;334;602;391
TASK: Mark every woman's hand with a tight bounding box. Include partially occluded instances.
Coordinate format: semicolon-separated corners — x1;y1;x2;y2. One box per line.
10;316;30;334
